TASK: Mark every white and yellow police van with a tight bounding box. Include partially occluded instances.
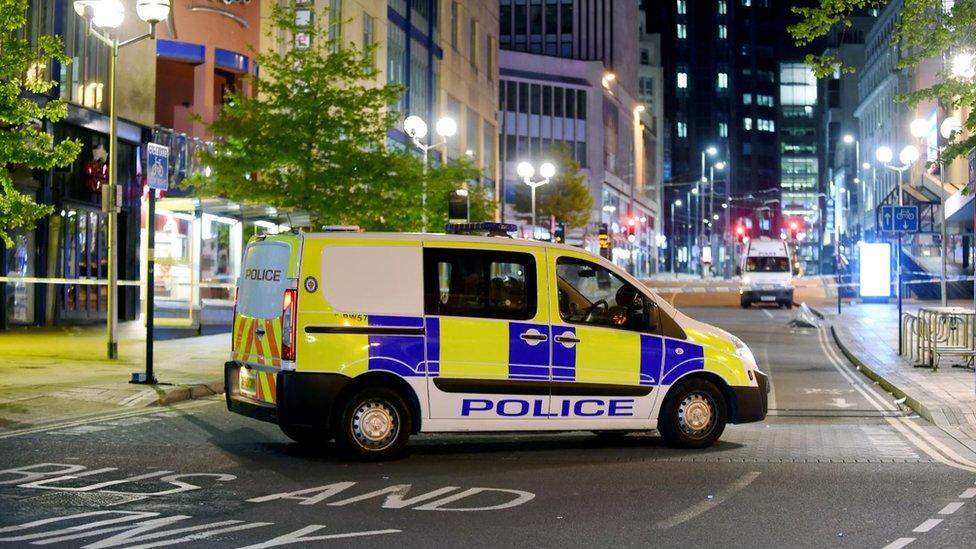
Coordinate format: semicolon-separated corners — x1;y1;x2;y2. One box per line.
226;223;768;460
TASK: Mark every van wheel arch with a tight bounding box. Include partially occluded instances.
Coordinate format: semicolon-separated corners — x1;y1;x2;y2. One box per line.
332;372;423;434
661;372;736;423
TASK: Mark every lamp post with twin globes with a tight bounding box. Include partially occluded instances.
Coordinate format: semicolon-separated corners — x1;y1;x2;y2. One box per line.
517;161;556;238
403;115;457;233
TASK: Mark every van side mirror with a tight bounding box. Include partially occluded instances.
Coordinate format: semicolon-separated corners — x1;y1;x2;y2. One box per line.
735;266;742;276
645;300;659;332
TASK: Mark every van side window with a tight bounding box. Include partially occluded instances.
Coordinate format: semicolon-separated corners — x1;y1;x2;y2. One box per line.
423;249;536;320
555;258;648;331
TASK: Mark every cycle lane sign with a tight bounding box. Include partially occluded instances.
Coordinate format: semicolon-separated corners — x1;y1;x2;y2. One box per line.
147;142;169;191
879;205;919;232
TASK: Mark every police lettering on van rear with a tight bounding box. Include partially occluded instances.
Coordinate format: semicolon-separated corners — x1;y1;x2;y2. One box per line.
225;224;769;460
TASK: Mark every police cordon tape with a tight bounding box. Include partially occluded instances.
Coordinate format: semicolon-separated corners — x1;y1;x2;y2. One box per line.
642;275;976;294
0;276;235;289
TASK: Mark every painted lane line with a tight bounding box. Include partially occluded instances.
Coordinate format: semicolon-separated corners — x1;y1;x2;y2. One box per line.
881;537;916;549
897;418;976;472
817;327;976;473
653;471;761;530
937;502;964;515
960;488;976;499
0;400;217;440
912;519;942;533
761;309;774;320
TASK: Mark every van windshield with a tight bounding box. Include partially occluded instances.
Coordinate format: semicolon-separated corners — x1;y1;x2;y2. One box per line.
745;256;790;273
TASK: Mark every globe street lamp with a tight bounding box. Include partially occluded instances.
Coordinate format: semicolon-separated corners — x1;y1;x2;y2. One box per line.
403;114;457;232
73;0;170;363
951;51;976;80
697;146;718;278
518;161;556;238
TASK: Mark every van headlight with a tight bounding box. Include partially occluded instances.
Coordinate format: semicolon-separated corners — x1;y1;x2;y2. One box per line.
730;334;756;367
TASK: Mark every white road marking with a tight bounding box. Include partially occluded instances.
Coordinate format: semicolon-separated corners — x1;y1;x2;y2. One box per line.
912;518;942;533
960;488;976;499
937;502;964;515
816;327;976;473
653;472;760;529
761;309;774;319
881;537;915;549
827;398;856;409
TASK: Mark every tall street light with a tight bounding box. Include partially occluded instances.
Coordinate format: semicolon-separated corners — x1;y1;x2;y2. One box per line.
877;144;919;354
910;116;952;306
842;134;861;238
698;146;718;278
403;114;457;233
670;199;682;276
73;0;171;361
517;161;556;238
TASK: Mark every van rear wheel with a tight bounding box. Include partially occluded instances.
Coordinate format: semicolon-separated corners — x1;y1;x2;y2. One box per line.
658;378;727;449
334;387;411;461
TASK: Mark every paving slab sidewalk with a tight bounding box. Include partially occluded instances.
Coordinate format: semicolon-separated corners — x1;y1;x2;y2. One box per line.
0;321;228;431
820;301;976;452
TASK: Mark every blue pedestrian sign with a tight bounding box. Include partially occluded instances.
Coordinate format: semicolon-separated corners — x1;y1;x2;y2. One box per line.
879;205;919;233
146;142;169;191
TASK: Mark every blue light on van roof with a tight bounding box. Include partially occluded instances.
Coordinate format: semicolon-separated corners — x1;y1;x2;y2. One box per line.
444;222;517;236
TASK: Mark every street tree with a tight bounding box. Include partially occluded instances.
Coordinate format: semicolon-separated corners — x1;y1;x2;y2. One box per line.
789;0;976;173
0;0;81;246
513;145;593;230
188;3;486;231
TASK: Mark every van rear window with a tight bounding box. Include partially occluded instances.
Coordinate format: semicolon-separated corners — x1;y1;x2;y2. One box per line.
239;241;292;319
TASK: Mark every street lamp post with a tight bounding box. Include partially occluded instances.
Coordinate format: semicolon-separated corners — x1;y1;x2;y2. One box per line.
73;0;171;361
877;144;919;354
698;146;717;278
517;161;556;238
403;115;457;233
670;199;683;276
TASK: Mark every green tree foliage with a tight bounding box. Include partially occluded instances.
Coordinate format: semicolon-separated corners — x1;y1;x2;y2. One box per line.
188;3;487;231
0;0;81;246
513;145;593;230
789;0;976;170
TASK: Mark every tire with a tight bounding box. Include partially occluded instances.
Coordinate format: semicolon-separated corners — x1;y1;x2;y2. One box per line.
780;301;792;309
658;378;727;449
334;386;412;461
740;300;751;309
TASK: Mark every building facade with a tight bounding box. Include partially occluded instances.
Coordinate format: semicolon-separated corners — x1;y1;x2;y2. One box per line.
498;0;660;276
3;0;156;329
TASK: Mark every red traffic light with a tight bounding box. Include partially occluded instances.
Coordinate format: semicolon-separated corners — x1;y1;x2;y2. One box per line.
789;221;798;231
627;217;637;227
735;225;745;236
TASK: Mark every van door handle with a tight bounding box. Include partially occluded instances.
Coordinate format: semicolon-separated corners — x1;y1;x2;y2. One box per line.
254;328;266;338
554;335;580;344
519;331;548;342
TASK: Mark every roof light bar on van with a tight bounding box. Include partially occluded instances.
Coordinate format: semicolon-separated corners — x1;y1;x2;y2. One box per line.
444;222;517;237
321;225;362;232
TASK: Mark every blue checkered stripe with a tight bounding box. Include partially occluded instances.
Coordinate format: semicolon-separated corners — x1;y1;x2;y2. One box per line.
366;315;426;377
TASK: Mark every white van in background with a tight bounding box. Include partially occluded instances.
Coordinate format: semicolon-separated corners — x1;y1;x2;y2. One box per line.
739;237;794;309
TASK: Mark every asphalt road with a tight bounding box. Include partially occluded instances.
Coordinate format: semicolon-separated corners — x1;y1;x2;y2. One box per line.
1;304;974;548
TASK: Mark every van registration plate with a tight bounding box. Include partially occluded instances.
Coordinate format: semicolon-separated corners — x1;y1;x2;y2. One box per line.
239;367;257;398
760;295;777;302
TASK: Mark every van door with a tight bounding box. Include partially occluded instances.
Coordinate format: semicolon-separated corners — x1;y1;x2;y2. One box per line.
423;246;550;422
548;252;662;422
233;237;299;404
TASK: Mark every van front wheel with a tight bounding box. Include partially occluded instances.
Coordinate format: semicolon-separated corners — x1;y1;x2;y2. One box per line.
334;387;411;461
658;379;727;449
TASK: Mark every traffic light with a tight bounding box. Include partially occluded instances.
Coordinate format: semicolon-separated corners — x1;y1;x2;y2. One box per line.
626;217;637;238
553;223;565;243
735;225;746;242
788;221;799;239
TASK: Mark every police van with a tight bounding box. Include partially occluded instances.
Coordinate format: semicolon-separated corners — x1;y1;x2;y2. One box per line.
226;223;768;460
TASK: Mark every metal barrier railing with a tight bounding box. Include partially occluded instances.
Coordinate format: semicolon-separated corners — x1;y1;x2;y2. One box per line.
900;307;976;371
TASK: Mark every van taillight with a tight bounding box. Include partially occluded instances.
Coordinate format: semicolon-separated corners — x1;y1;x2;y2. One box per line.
281;288;297;361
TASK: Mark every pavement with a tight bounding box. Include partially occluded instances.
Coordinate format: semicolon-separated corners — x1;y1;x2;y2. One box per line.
1;304;974;548
0;321;227;431
821;300;976;453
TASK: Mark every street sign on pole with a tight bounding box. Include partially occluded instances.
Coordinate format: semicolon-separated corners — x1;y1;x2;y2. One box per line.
893;205;919;232
133;143;168;385
146;143;169;191
879;205;894;232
